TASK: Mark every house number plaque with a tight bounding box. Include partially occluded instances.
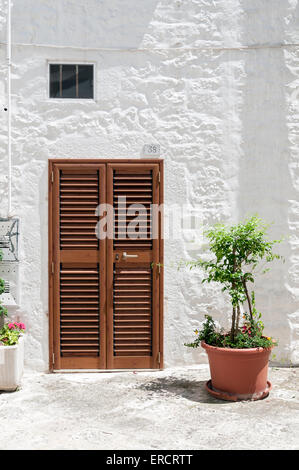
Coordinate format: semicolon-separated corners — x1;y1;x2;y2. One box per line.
143;144;160;157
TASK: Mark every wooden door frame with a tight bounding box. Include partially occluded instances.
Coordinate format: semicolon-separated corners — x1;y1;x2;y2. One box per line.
48;158;164;372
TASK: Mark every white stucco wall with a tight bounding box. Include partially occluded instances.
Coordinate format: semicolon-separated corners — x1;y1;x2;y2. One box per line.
0;0;299;370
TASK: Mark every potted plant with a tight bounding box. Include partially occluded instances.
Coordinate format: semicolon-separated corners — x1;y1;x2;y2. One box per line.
184;216;282;401
0;248;26;391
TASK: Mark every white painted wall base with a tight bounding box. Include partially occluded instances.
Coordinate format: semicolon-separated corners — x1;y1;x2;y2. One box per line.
0;335;25;391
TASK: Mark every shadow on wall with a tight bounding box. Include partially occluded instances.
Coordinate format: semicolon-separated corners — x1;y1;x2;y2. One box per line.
11;0;160;49
39;164;50;369
237;1;298;362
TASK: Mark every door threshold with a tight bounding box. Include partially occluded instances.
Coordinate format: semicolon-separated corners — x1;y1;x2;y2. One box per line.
52;368;163;373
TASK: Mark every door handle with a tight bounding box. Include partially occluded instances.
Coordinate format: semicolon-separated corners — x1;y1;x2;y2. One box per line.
122;252;138;259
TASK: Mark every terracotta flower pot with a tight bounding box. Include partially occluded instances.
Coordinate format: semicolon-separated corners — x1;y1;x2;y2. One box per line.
202;340;273;401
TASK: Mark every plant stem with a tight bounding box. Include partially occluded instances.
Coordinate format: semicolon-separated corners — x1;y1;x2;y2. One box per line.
231;306;236;341
236;304;240;333
230;247;237;341
242;278;253;322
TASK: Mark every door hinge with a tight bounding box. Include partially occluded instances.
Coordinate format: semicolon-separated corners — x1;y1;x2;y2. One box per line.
51;171;54;183
158;172;161;184
52;353;55;365
157;352;161;364
51;262;54;274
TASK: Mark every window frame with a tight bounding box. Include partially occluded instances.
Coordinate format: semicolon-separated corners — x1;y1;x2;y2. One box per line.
47;61;96;101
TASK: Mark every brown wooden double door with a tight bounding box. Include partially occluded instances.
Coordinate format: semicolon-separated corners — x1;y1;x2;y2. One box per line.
49;159;163;370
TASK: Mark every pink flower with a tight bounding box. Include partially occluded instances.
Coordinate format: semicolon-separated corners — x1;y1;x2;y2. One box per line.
7;321;26;331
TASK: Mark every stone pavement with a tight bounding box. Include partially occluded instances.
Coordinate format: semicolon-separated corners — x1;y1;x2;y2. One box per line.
0;365;298;450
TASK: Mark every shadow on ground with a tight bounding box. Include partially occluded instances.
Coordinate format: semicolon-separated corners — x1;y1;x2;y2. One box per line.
136;377;227;404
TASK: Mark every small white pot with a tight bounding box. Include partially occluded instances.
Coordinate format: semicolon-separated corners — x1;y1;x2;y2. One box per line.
0;335;25;391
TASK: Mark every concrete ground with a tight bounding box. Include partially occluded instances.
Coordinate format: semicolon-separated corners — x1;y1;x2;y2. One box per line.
0;365;298;450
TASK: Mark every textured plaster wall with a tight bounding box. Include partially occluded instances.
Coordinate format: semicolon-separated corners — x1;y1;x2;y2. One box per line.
0;0;299;370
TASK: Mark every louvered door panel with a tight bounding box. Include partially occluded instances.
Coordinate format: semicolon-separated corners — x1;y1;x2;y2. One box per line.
107;163;161;369
60;170;99;250
60;266;100;356
113;171;152;250
50;163;106;370
113;267;152;356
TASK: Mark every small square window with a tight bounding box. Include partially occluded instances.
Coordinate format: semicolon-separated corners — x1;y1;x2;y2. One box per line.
49;64;94;99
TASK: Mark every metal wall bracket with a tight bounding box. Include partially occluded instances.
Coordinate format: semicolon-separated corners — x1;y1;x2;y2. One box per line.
0;217;19;262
